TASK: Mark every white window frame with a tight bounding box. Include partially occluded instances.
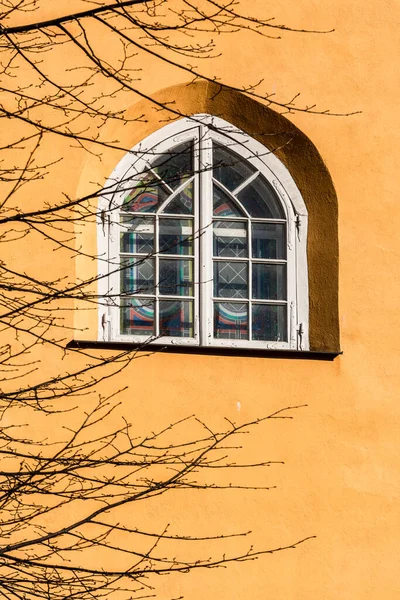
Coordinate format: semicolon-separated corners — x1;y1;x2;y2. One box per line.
98;115;309;350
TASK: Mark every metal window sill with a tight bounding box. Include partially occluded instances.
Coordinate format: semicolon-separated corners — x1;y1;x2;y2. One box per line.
67;339;342;360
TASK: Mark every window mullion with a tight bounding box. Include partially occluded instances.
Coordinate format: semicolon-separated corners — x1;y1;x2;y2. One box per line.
248;217;252;341
155;215;159;338
193;134;200;344
199;124;213;345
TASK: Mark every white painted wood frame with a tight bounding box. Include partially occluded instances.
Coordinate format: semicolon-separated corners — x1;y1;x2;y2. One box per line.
97;115;309;350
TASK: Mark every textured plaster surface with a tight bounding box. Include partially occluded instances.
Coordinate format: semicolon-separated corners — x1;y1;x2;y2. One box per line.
7;1;400;598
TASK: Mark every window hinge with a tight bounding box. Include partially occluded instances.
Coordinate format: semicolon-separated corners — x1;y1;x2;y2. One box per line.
101;210;107;235
297;322;304;351
101;312;110;332
295;214;302;241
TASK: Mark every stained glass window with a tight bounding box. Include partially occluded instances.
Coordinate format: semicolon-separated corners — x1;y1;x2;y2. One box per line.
211;142;287;342
104;119;307;349
119;142;195;339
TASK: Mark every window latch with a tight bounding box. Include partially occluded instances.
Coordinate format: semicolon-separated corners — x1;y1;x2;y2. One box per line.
295;214;302;241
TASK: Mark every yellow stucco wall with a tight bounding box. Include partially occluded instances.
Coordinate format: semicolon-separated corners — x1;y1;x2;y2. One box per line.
76;81;340;351
3;1;399;598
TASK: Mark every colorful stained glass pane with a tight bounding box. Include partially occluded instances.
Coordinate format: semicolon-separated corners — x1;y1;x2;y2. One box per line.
252;223;286;259
159;259;193;297
237;175;284;218
213;143;256;191
213;221;247;258
159;219;193;255
152;142;193;189
214;302;248;339
252;304;287;341
213;185;244;217
161;180;194;214
120;216;154;254
213;261;248;299
120;258;154;295
160;300;194;337
123;172;168;213
120;298;154;336
252;264;286;300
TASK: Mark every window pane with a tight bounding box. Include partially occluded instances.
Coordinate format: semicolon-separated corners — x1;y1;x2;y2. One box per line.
161;180;194;214
213;143;256;191
252;223;286;259
160;300;194;337
123;172;168;213
214;261;248;299
237;175;284;218
252;304;287;342
121;258;155;295
213;221;247;258
213;184;244;217
252;264;286;300
152;142;193;189
120;216;154;254
159;219;193;255
120;298;154;336
159;259;194;296
214;302;248;339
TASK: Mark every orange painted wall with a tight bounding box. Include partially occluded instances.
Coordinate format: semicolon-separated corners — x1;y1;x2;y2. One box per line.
3;1;399;599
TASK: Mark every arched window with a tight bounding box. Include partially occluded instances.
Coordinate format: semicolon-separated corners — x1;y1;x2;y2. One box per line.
98;116;309;350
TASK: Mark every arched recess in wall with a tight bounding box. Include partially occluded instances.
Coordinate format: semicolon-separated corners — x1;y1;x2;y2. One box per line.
76;81;339;353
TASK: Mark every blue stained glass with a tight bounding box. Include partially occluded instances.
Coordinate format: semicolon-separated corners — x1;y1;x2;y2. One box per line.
159;219;193;255
252;304;287;341
120;298;154;336
252;264;286;300
120;216;154;254
159;259;194;297
213;185;244;217
121;258;154;295
162;180;194;214
123;172;168;213
237;175;284;218
152;142;193;189
214;302;248;339
251;223;286;259
160;300;194;337
213;220;247;258
213;261;248;299
213;143;256;191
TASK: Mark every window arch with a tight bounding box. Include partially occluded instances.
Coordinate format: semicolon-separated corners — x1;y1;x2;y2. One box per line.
98;115;309;350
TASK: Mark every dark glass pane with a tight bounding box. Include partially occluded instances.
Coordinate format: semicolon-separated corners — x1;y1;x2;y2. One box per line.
121;258;154;295
237;175;284;218
252;264;286;300
214;261;248;299
161;180;194;214
120;216;154;254
159;219;193;255
152;142;193;189
120;298;154;336
213;143;256;191
213;221;247;258
252;304;287;342
213;184;244;217
252;223;286;259
214;302;248;340
159;259;194;296
123;172;168;213
160;300;194;337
